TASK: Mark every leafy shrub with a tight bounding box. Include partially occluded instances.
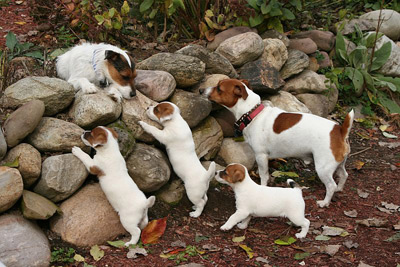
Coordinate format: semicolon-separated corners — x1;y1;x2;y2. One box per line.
4;32;44;61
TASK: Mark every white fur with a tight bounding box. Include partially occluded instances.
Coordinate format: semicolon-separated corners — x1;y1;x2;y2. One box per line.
56;43;133;102
203;84;354;207
216;163;310;238
72;127;155;246
138;102;216;218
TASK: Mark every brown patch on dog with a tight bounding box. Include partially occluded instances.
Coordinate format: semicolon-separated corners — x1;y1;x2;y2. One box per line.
221;164;246;183
106;127;119;139
84;127;108;147
105;50;136;94
273;113;302;134
330;125;347;162
90;165;105;177
153;102;175;121
208;79;249;108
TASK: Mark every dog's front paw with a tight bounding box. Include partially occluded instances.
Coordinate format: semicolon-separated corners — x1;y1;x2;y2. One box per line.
72;146;83;156
108;91;123;103
82;83;98;94
317;200;329;208
237;222;248;230
189;210;201;218
220;224;232;231
138;121;150;131
295;232;306;239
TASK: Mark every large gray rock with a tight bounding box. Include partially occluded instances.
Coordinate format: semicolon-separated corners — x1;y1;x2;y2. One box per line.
0;167;23;213
1;143;41;188
21;190;58;220
33;153;88;202
69;91;122;129
50;183;126;246
216;32;264;67
192;74;230;94
1;76;75;116
137;53;205;88
207;26;257;50
260;29;290;47
156;179;185;206
296;93;330;118
217;138;255;170
280;49;310;80
107;120;136;158
360;10;400;41
239;58;285;94
291;30;335;51
135;70;176;102
374;35;400;77
176;44;238;78
3;99;45;147
267;91;311;113
0;130;7;161
170;90;212;128
192;116;223;160
337;19;376;35
0;214;51;267
126;143;171;193
27;117;86;152
283;70;329;94
121;91;160;143
261;38;288;71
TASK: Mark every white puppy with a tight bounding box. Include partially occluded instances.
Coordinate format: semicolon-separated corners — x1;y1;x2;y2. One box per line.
202;79;354;207
138;102;216;218
57;43;137;102
72;126;155;246
215;163;310;238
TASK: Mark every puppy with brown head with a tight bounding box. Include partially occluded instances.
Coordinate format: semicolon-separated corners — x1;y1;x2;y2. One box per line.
215;163;310;238
139;102;216;218
72;126;155;246
57;43;137;102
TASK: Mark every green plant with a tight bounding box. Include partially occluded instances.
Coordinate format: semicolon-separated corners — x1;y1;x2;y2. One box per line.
54;25;78;47
50;247;76;263
5;32;44;61
161;245;204;264
246;0;302;32
334;24;400;114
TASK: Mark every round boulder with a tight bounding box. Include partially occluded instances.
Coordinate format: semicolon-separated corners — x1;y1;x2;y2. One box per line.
0;167;23;213
217;138;255;170
134;70;176;102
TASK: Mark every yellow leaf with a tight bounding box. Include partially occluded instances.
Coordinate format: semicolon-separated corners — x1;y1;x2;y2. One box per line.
73;254;85;262
379;125;389;132
232;236;245;243
354;160;365;170
239;244;254;259
14;21;27;25
90;245;104;261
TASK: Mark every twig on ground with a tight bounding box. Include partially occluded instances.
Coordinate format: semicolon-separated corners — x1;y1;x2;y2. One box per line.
349;147;372;157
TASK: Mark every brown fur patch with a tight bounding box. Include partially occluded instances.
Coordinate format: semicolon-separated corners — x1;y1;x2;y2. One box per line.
330;124;347;162
208;79;249;108
273;113;302;134
90;165;105;177
84;127;108;147
153;102;175;121
222;164;246;183
106;127;119;139
105;52;136;92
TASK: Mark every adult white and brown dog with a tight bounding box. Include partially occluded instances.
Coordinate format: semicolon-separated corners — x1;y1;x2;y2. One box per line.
215;163;310;238
201;79;354;207
57;43;137;102
72;126;155;246
138;102;216;218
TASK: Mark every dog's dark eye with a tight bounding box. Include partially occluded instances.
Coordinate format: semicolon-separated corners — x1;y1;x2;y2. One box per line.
216;86;221;93
121;75;130;80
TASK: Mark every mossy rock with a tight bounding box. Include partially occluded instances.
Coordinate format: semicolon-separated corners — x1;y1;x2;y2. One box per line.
107;120;136;158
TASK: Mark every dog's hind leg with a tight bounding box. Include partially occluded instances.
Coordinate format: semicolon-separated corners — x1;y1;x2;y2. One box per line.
68;77;98;94
237;216;252;229
124;226;141;247
255;153;270;186
189;195;207;218
290;217;310;239
335;158;348;192
220;210;250;231
315;161;338;208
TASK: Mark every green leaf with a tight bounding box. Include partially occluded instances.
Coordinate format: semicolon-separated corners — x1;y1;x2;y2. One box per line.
246;0;259;10
95;15;105;25
282;8;295;20
361;69;375;91
73;254;85;262
90;245;104;261
385;231;400;242
107;240;126;248
349;45;367;69
315;235;331;241
121;1;130;16
6;31;18;51
269;7;283;17
112;21;122;30
344;67;364;94
205;9;214;17
24;50;44;60
335;32;347;63
195;235;209;242
274;236;297;245
149;9;157;19
267;17;283;32
374;76;400;92
377;91;400;114
294;252;310;260
173;0;185;10
109;7;116;18
289;0;302;10
232;236;245;243
49;48;69;60
139;0;154;13
260;3;270;14
366;32;384;48
249;14;264;27
271;171;299;178
371;41;391;71
2;156;19;167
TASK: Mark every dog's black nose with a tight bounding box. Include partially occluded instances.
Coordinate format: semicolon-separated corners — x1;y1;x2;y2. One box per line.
199;88;204;95
130;91;136;97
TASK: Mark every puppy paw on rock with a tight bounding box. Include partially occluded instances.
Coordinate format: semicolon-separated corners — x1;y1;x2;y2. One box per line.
82;84;98;94
71;146;83;155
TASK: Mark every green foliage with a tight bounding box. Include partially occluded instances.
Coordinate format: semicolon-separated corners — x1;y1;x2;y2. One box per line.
161;245;204;264
327;24;400;115
54;26;77;47
246;0;302;32
50;247;76;263
5;32;43;61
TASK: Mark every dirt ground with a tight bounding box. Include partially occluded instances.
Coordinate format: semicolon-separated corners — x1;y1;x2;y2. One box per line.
1;1;399;266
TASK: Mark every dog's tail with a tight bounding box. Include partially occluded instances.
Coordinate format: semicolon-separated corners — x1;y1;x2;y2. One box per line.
205;161;216;182
341;109;355;140
147;196;156;208
287;179;301;189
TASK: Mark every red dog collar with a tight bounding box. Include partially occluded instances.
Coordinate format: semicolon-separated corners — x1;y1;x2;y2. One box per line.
234;103;265;137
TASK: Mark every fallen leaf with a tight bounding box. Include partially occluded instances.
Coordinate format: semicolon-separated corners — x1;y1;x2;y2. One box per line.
377;206;392;214
344;210;358;218
107;240;125;248
357;189;369;199
127;247;147;259
90;245;104;261
354;160;365;170
394;224;400;230
294;252;310;260
255;256;270;264
73;254;85;262
232;236;245;243
171;240;186;247
376;186;383;191
322;226;347;236
195;235;209;242
239;244;254;259
379;125;389;132
274;236;297;245
248;228;265;234
385;232;400;242
319;245;341;256
14;21;27;25
315;235;331;241
356;218;388;227
2;156;19;167
271;171;299;178
382;132;398;139
381;201;400;211
15;0;23;4
141;217;167;244
343;240;359;249
202;244;220;251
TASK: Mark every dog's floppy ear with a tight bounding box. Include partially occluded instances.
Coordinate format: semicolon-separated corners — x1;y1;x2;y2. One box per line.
233;82;249;100
105;50;119;61
147;196;156;208
240;79;250;88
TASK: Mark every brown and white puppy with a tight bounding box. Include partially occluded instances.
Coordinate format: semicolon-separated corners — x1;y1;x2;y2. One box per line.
201;79;354;207
139;102;216;218
215;163;309;238
57;43;137;102
72;126;155;246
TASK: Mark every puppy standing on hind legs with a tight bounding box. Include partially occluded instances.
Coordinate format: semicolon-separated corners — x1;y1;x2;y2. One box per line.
71;126;155;246
215;163;310;239
138;102;216;218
